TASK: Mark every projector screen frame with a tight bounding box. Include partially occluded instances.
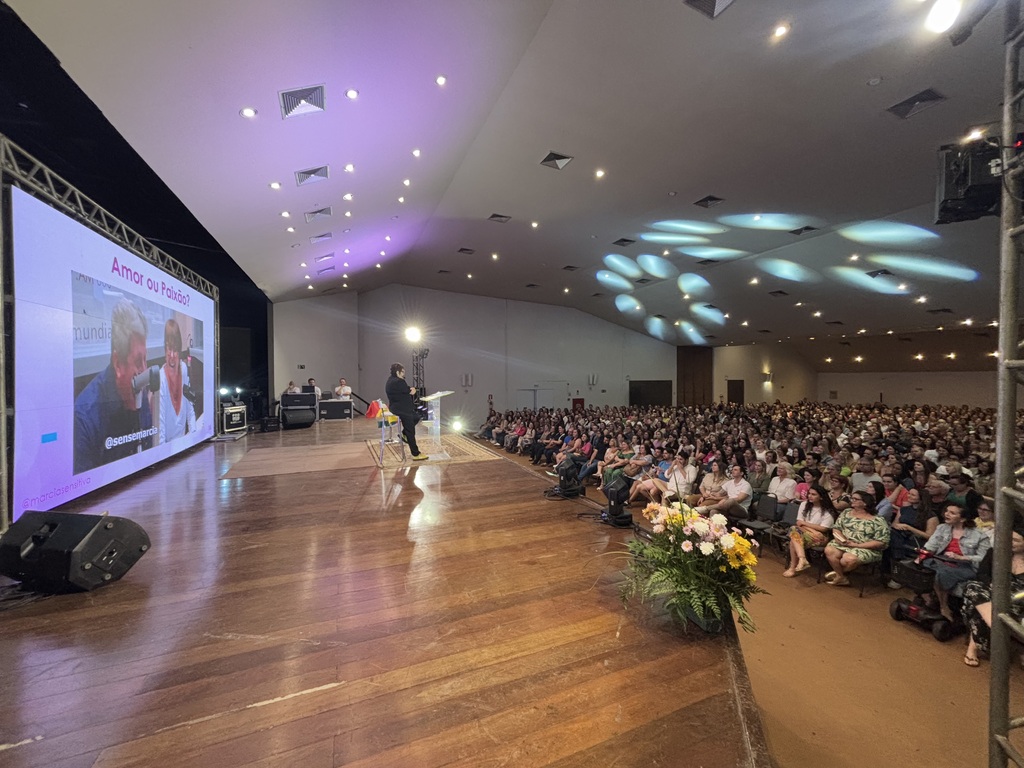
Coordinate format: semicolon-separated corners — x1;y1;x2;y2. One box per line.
0;133;220;533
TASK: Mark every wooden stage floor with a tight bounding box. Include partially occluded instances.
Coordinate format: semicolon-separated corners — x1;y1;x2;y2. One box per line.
0;421;771;768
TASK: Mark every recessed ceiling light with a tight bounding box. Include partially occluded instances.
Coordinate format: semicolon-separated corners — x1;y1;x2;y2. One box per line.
925;0;962;33
849;254;859;261
342;274;348;279
663;249;670;256
938;325;945;331
398;196;405;203
304;274;310;279
724;313;730;319
307;285;314;290
741;321;749;326
343;283;348;288
385;235;391;241
345;88;359;100
531;221;539;228
492;253;499;260
239;107;257;118
344;163;355;173
343;249;350;254
412;148;421;157
795;302;803;307
946;352;957;359
753;214;762;221
825;357;832;363
300;262;307;267
563;287;570;293
595;169;605;179
887;330;894;335
916;296;927;303
990;320;999;326
345;211;352;217
854;356;863;362
915;354;925;360
269;182;281;190
376;263;381;269
858;328;867;334
960;318;973;325
403;179;411;187
683;293;690;299
281;211;290;218
898;283;907;290
749;277;759;285
965;128;983;142
343;228;351;233
380;251;386;256
467;273;472;279
813;311;822;317
668;191;677;197
436;75;447;86
286;227;295;233
989;350;1000;357
343;193;353;201
773;22;790;38
343;261;349;266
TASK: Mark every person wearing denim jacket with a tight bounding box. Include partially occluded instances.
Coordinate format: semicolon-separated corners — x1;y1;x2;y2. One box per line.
920;504;992;621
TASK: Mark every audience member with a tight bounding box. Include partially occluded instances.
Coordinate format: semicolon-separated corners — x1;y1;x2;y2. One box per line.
919;504;991;622
783;484;836;578
824;490;890;587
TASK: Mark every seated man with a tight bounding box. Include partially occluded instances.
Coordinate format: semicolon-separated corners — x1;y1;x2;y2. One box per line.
283;380;301;396
334;377;352;400
698;464;752;521
306;377;322;400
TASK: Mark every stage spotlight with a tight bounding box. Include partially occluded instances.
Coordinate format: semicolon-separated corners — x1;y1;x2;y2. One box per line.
452;420;463;431
925;0;996;45
405;327;422;343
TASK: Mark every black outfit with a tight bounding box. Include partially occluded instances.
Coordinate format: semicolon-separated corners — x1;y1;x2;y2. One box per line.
385;373;421;456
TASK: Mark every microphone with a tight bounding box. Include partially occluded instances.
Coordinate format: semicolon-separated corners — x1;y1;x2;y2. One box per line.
132;365;160;395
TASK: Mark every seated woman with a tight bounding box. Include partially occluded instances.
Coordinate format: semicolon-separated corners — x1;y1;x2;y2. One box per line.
827;473;853;512
767;463;798;505
783;484;836;578
690;460;727;508
746;460;772;510
962;526;1024;667
975;498;995;542
920;503;992;622
629;446;672;505
876;473;909;523
657;452;699;504
946;471;983;517
824;490;890;587
599;440;635;489
794;467;821;503
889;487;939;563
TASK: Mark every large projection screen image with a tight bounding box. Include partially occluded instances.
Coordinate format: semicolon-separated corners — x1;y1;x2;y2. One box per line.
11;185;216;518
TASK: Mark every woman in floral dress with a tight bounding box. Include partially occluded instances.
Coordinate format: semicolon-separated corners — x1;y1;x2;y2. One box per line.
823;490;890;587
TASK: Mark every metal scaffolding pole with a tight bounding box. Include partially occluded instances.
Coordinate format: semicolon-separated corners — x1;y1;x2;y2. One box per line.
992;2;1024;766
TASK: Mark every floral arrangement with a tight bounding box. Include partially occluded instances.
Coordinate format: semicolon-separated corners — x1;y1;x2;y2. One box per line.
621;501;766;633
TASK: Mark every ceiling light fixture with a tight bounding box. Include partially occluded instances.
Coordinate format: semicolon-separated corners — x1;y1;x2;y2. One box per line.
343;249;350;254
344;163;355;173
412;148;421;157
595;169;605;179
531;221;539;228
915;354;925;360
300;262;307;268
965;128;984;142
344;211;352;217
376;263;382;269
813;311;822;317
304;274;310;279
403;179;411;186
749;277;759;285
380;251;386;256
239;107;257;118
773;22;790;38
492;253;499;260
946;352;957;359
916;296;927;303
436;75;447;86
269;182;281;190
343;193;353;201
307;285;314;290
741;321;749;326
898;283;907;290
385;235;391;241
849;254;859;261
281;211;290;218
398;196;405;203
563;287;570;293
467;273;472;279
286;227;295;233
854;356;864;362
825;357;833;363
345;88;359;100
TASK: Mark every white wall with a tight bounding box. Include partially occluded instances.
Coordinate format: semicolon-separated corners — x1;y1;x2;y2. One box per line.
356;284;677;427
713;344;817;403
272;293;360;397
817;371;1009;408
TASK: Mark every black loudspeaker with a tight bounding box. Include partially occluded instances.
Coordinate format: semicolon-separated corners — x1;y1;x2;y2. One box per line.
281;408;316;429
0;511;150;593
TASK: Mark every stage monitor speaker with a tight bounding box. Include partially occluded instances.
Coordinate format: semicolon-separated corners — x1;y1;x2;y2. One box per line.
0;511;150;593
281;408;316;429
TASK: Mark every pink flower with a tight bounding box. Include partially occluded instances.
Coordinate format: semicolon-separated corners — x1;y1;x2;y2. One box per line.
681;540;694;552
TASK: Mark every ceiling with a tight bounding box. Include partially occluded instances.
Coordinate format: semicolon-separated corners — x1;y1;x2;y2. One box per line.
5;0;1008;359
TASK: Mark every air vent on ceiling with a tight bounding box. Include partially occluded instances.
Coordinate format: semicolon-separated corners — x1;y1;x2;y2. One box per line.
758;329;772;334
789;226;819;235
612;237;636;247
295;165;329;185
540;151;573;170
279;85;326;118
304;207;332;222
866;269;893;278
694;195;724;208
704;303;720;309
825;320;845;325
654;314;666;319
697;259;716;266
635;277;651;285
562;265;578;271
839;341;852;346
314;253;334;262
887;88;946;120
768;290;789;297
310;233;332;245
457;247;475;255
525;283;539;288
438;269;451;274
705;335;717;339
488;213;511;223
591;292;604;297
684;0;736;19
927;307;955;314
316;266;335;276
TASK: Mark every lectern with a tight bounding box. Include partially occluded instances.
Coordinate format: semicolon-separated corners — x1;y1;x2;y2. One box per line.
419;390;454;459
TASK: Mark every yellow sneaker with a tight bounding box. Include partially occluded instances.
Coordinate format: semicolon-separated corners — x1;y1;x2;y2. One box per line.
412;454;429;461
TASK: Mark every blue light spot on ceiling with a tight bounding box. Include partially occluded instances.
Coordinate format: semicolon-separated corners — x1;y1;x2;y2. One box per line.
645;316;673;341
867;254;978;281
615;294;646;316
596;270;635;292
691;304;726;325
651;219;727;235
677;273;712;295
830;266;910;294
679;322;709;345
603;253;643;278
640;232;711;245
838;221;940;246
757;258;823;283
637;253;678;279
678;246;748;260
719;213;826;231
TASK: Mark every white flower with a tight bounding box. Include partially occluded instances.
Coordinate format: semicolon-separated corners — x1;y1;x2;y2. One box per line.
653;524;665;534
710;513;728;528
699;542;715;556
681;540;694;552
719;533;736;550
744;528;754;537
692;520;710;536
